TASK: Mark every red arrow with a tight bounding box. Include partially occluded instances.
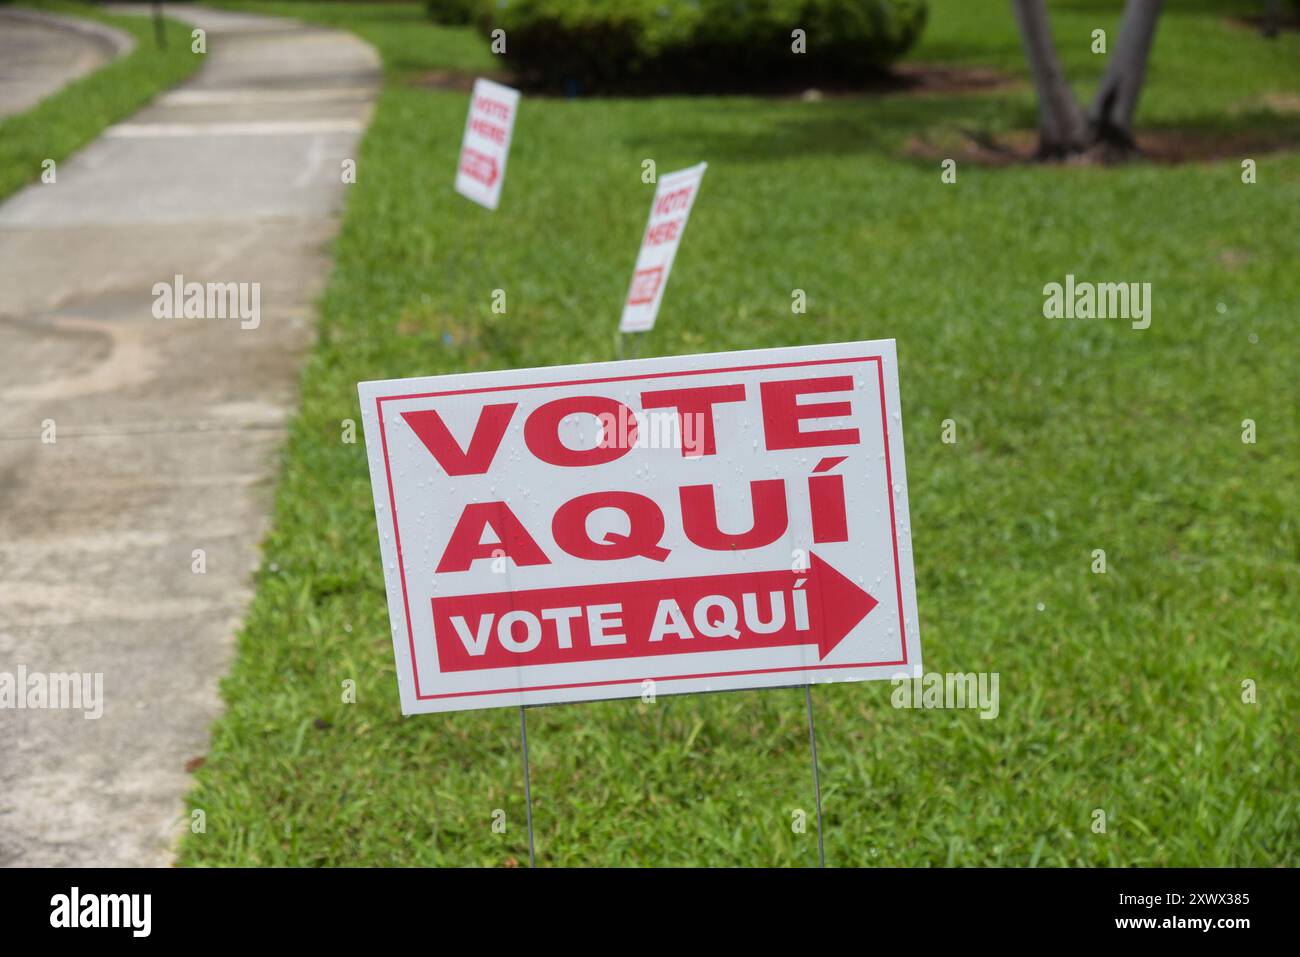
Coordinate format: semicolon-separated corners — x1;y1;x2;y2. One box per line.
459;147;498;187
431;552;877;673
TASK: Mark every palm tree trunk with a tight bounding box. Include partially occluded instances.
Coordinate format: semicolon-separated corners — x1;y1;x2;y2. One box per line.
1011;0;1088;157
1088;0;1165;151
1263;0;1280;39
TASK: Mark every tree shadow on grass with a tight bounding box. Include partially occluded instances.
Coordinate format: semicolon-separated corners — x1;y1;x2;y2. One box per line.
1054;0;1264;15
620;89;1300;170
905;110;1300;167
618;93;1037;165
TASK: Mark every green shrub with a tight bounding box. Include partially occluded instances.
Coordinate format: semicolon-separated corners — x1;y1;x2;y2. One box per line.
426;0;482;25
479;0;928;93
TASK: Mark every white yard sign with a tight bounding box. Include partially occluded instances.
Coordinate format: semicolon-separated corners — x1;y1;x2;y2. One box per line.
359;340;922;714
619;162;707;333
454;78;520;210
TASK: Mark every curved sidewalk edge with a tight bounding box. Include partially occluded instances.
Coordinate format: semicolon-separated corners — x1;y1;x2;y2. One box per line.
0;6;137;120
0;6;137;58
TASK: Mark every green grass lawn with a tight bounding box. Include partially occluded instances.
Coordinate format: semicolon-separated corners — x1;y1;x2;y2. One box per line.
180;0;1299;867
0;2;200;201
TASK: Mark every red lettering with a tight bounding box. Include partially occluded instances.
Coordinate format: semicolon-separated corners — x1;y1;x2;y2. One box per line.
680;480;788;551
524;396;636;467
643;220;680;246
436;501;549;573
640;384;745;457
654;187;693;216
402;403;516;476
552;492;670;562
760;376;860;450
808;456;849;542
470;118;506;143
474;96;511;121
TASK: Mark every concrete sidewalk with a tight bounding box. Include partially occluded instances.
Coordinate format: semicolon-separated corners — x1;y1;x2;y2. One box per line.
0;7;135;119
0;5;379;866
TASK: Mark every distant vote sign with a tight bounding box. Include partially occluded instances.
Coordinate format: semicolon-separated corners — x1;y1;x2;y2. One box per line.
455;78;519;210
619;162;707;333
359;340;922;714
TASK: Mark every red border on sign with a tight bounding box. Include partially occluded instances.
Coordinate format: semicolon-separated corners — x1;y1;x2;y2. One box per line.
375;355;910;701
626;266;665;306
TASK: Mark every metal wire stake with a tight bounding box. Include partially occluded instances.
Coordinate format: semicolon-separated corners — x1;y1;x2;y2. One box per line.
152;1;166;49
805;685;826;868
519;704;536;868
